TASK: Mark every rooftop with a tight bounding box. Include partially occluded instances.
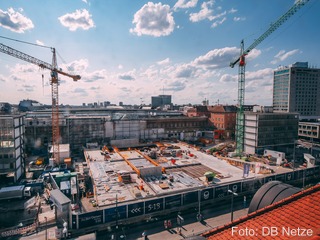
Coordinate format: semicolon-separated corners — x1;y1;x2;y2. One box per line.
202;184;320;240
82;142;265;209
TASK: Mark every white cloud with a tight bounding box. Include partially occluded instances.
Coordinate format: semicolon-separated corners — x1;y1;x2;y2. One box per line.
193;47;239;69
174;64;197;78
72;87;88;97
164;80;186;91
246;68;273;81
211;17;226;28
58;9;95;31
229;8;237;14
130;2;175;37
233;16;246;21
118;69;136;80
246;48;262;62
84;69;107;82
0;75;6;83
36;40;44;46
157;58;170;65
63;59;89;73
219;74;237;83
118;65;123;70
0;8;34;33
271;49;299;64
189;1;213;22
174;0;198;10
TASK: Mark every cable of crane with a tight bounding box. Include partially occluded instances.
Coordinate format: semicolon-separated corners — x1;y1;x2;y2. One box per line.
0;35;52;49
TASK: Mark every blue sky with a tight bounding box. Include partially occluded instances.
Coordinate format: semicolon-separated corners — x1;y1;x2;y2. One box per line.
0;0;319;106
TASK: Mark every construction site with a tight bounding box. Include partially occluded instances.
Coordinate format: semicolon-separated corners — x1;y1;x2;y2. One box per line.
77;141;290;211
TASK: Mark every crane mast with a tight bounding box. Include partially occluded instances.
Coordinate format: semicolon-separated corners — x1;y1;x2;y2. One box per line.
230;0;309;155
0;43;80;165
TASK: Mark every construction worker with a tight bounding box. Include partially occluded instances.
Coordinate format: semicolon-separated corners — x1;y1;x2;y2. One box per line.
142;230;148;240
167;219;172;229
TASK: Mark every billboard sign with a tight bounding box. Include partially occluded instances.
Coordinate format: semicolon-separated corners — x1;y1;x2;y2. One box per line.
201;188;214;201
214;185;228;199
228;182;242;194
165;195;182;209
128;202;144;218
183;191;198;205
78;210;103;229
104;205;127;223
145;198;164;214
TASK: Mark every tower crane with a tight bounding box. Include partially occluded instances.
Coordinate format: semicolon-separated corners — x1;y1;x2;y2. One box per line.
230;0;310;155
0;43;81;165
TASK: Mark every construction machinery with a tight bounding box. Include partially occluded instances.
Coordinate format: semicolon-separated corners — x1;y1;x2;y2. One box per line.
0;43;81;165
230;0;310;155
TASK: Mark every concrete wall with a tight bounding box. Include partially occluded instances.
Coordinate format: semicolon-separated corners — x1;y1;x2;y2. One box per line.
110;138;139;148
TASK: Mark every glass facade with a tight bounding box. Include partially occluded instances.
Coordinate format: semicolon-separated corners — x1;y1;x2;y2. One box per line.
0;115;25;183
273;63;320;117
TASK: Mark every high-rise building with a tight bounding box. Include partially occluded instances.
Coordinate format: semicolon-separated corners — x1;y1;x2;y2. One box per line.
151;95;172;109
0;114;25;183
244;106;298;155
273;62;320;118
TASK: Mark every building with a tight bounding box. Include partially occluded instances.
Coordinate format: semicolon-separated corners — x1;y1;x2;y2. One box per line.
24;109;208;156
0;102;12;114
273;62;320;118
0;114;25;183
151;95;172;109
244;107;299;155
208;105;237;139
201;184;320;240
299;121;320;143
187;106;210;118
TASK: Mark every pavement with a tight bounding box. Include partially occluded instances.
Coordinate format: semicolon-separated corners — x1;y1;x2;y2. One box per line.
97;200;249;240
134;207;248;240
17;199;248;240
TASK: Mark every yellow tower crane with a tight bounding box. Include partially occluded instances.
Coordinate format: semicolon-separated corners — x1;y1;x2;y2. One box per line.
0;43;81;165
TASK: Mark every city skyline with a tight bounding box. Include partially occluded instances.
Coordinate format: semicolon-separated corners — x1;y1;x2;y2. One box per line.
0;0;319;106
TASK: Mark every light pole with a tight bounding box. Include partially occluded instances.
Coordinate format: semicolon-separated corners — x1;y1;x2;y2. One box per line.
228;189;238;222
197;190;201;221
292;140;296;171
44;216;47;240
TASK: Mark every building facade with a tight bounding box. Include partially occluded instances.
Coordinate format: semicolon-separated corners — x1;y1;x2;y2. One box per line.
273;62;320;118
0;114;25;183
244;109;299;155
298;122;320;143
24;110;208;157
208;105;237;139
151;95;172;109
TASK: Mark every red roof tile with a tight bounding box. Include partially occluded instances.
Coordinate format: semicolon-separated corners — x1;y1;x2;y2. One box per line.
202;184;320;240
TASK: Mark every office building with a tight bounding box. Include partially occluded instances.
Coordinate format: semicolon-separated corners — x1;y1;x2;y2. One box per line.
0;114;25;183
151;95;172;109
273;62;320;118
244;107;299;155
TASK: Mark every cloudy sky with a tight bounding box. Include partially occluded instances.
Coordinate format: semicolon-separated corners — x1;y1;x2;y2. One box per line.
0;0;319;106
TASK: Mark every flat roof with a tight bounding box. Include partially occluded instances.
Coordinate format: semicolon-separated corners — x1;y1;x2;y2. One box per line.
50;189;70;205
83;142;266;209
